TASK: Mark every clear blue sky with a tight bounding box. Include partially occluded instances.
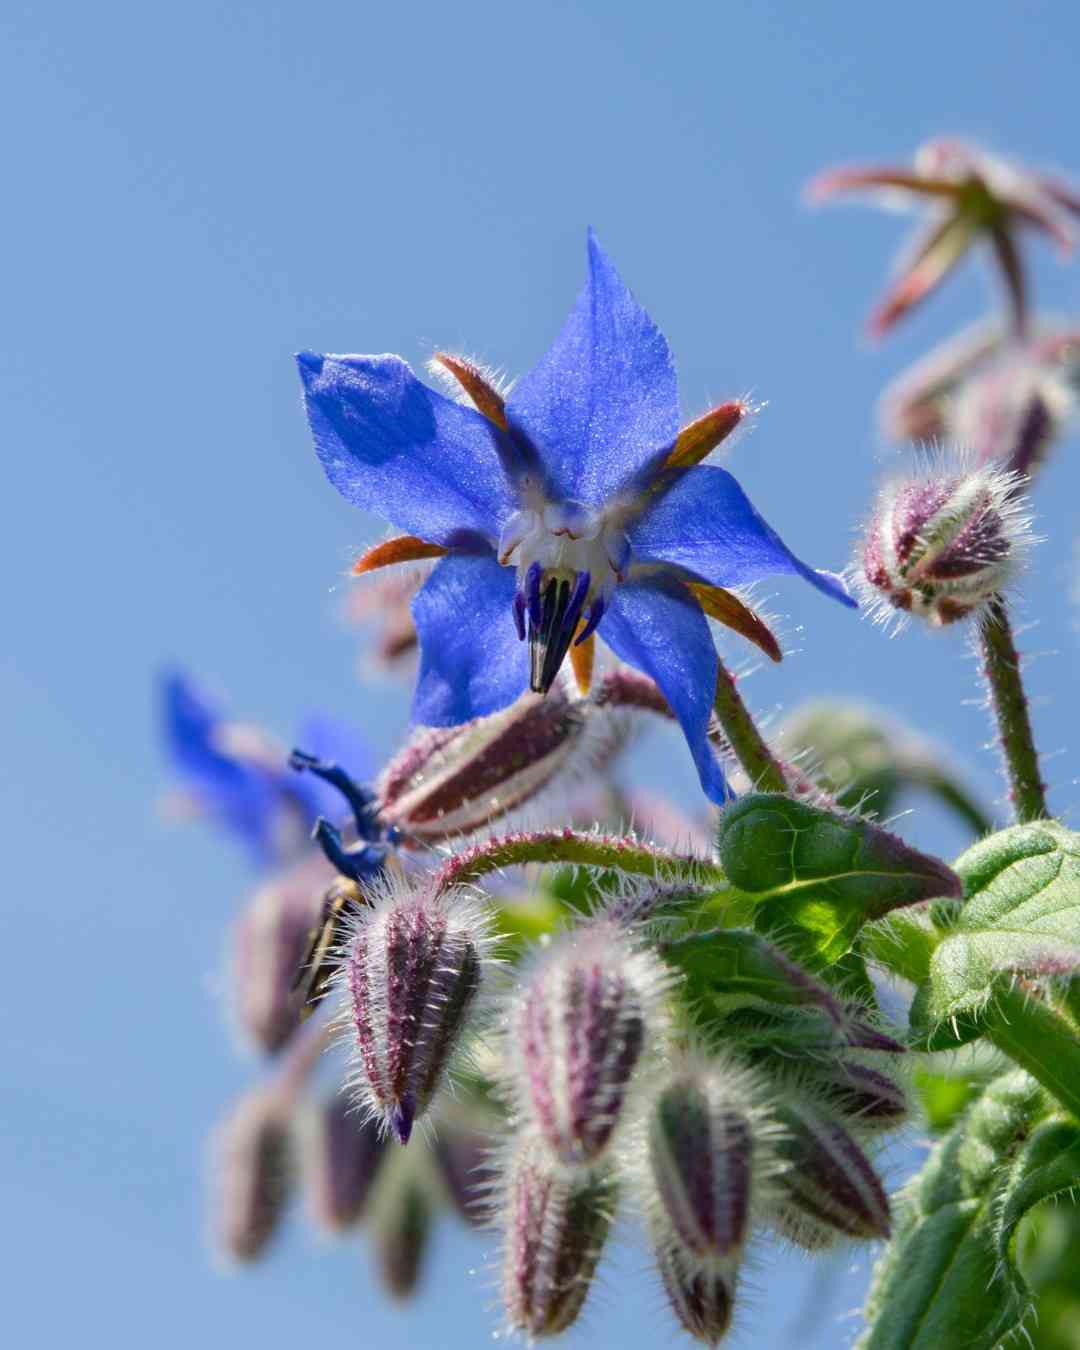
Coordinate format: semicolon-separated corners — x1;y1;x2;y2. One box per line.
5;2;1080;1346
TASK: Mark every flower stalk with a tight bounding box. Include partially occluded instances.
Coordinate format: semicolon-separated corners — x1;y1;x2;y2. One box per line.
977;596;1047;823
711;662;787;794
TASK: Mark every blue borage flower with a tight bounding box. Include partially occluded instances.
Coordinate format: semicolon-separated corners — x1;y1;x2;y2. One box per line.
159;669;372;865
297;233;854;804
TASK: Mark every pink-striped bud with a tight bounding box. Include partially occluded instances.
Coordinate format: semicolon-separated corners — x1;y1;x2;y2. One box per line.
654;1242;736;1347
430;1104;495;1227
953;347;1074;477
772;1098;891;1241
231;855;333;1053
342;877;496;1144
214;1091;294;1262
508;922;670;1165
859;463;1032;626
378;684;614;844
646;1069;757;1261
500;1133;615;1338
302;1092;387;1232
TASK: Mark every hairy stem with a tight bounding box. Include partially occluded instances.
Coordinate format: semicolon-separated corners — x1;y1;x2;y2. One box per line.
982;984;1080;1121
905;761;994;838
433;828;723;895
977;596;1047;823
712;661;787;793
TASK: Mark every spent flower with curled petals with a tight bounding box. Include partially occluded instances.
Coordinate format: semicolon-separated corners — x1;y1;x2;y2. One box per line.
298;232;853;805
810;138;1080;335
857;461;1034;627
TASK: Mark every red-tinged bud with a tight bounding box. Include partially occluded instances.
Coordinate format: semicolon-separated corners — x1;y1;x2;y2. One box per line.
500;1133;615;1338
369;1150;434;1301
231;855;334;1053
342;877;496;1143
508;922;671;1165
654;1242;736;1347
771;1098;891;1241
858;463;1033;627
302;1092;387;1232
378;685;612;844
214;1091;294;1263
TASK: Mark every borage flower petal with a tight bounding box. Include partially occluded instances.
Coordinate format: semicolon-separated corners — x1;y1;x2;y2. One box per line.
599;576;731;804
627;465;855;606
411;554;529;725
297;352;518;547
505;229;679;507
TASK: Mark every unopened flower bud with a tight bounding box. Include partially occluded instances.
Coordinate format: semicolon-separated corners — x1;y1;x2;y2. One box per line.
231;855;334;1053
214;1091;294;1262
953;347;1074;477
879;322;1005;443
303;1092;387;1232
508;922;670;1165
430;1104;496;1227
342;878;495;1143
378;686;598;843
501;1134;615;1338
771;1098;890;1240
654;1242;736;1347
859;463;1032;626
645;1066;760;1261
807;1061;908;1130
369;1151;433;1301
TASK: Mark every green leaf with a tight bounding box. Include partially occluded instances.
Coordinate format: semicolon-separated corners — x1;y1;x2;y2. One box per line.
912;1066;980;1133
921;821;1080;1029
859;1072;1080;1350
714;795;960;965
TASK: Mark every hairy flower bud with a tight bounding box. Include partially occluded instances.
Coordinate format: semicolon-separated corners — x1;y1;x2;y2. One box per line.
859;463;1032;626
303;1092;387;1232
342;878;495;1143
654;1242;736;1347
500;1134;615;1338
807;1061;908;1130
954;346;1074;477
771;1098;891;1241
378;685;602;844
645;1066;759;1261
430;1104;496;1227
507;922;670;1165
214;1091;294;1262
369;1151;434;1301
231;855;333;1053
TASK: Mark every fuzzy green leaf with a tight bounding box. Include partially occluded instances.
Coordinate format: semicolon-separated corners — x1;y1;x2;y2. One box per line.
714;795;960;964
921;821;1080;1028
859;1072;1080;1350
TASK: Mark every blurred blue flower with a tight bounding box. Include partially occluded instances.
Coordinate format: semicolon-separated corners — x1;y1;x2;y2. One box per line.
158;669;372;866
298;232;853;803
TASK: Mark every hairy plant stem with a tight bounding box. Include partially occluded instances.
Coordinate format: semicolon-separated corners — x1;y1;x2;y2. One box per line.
433;828;723;895
977;596;1047;823
711;661;787;793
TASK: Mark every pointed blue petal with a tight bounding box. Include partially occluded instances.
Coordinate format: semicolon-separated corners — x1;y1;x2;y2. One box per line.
158;669;280;864
598;579;733;805
505;232;679;508
298;352;518;547
410;554;530;725
627;466;856;606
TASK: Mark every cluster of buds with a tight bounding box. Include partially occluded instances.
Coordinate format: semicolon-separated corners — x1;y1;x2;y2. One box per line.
857;461;1033;627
